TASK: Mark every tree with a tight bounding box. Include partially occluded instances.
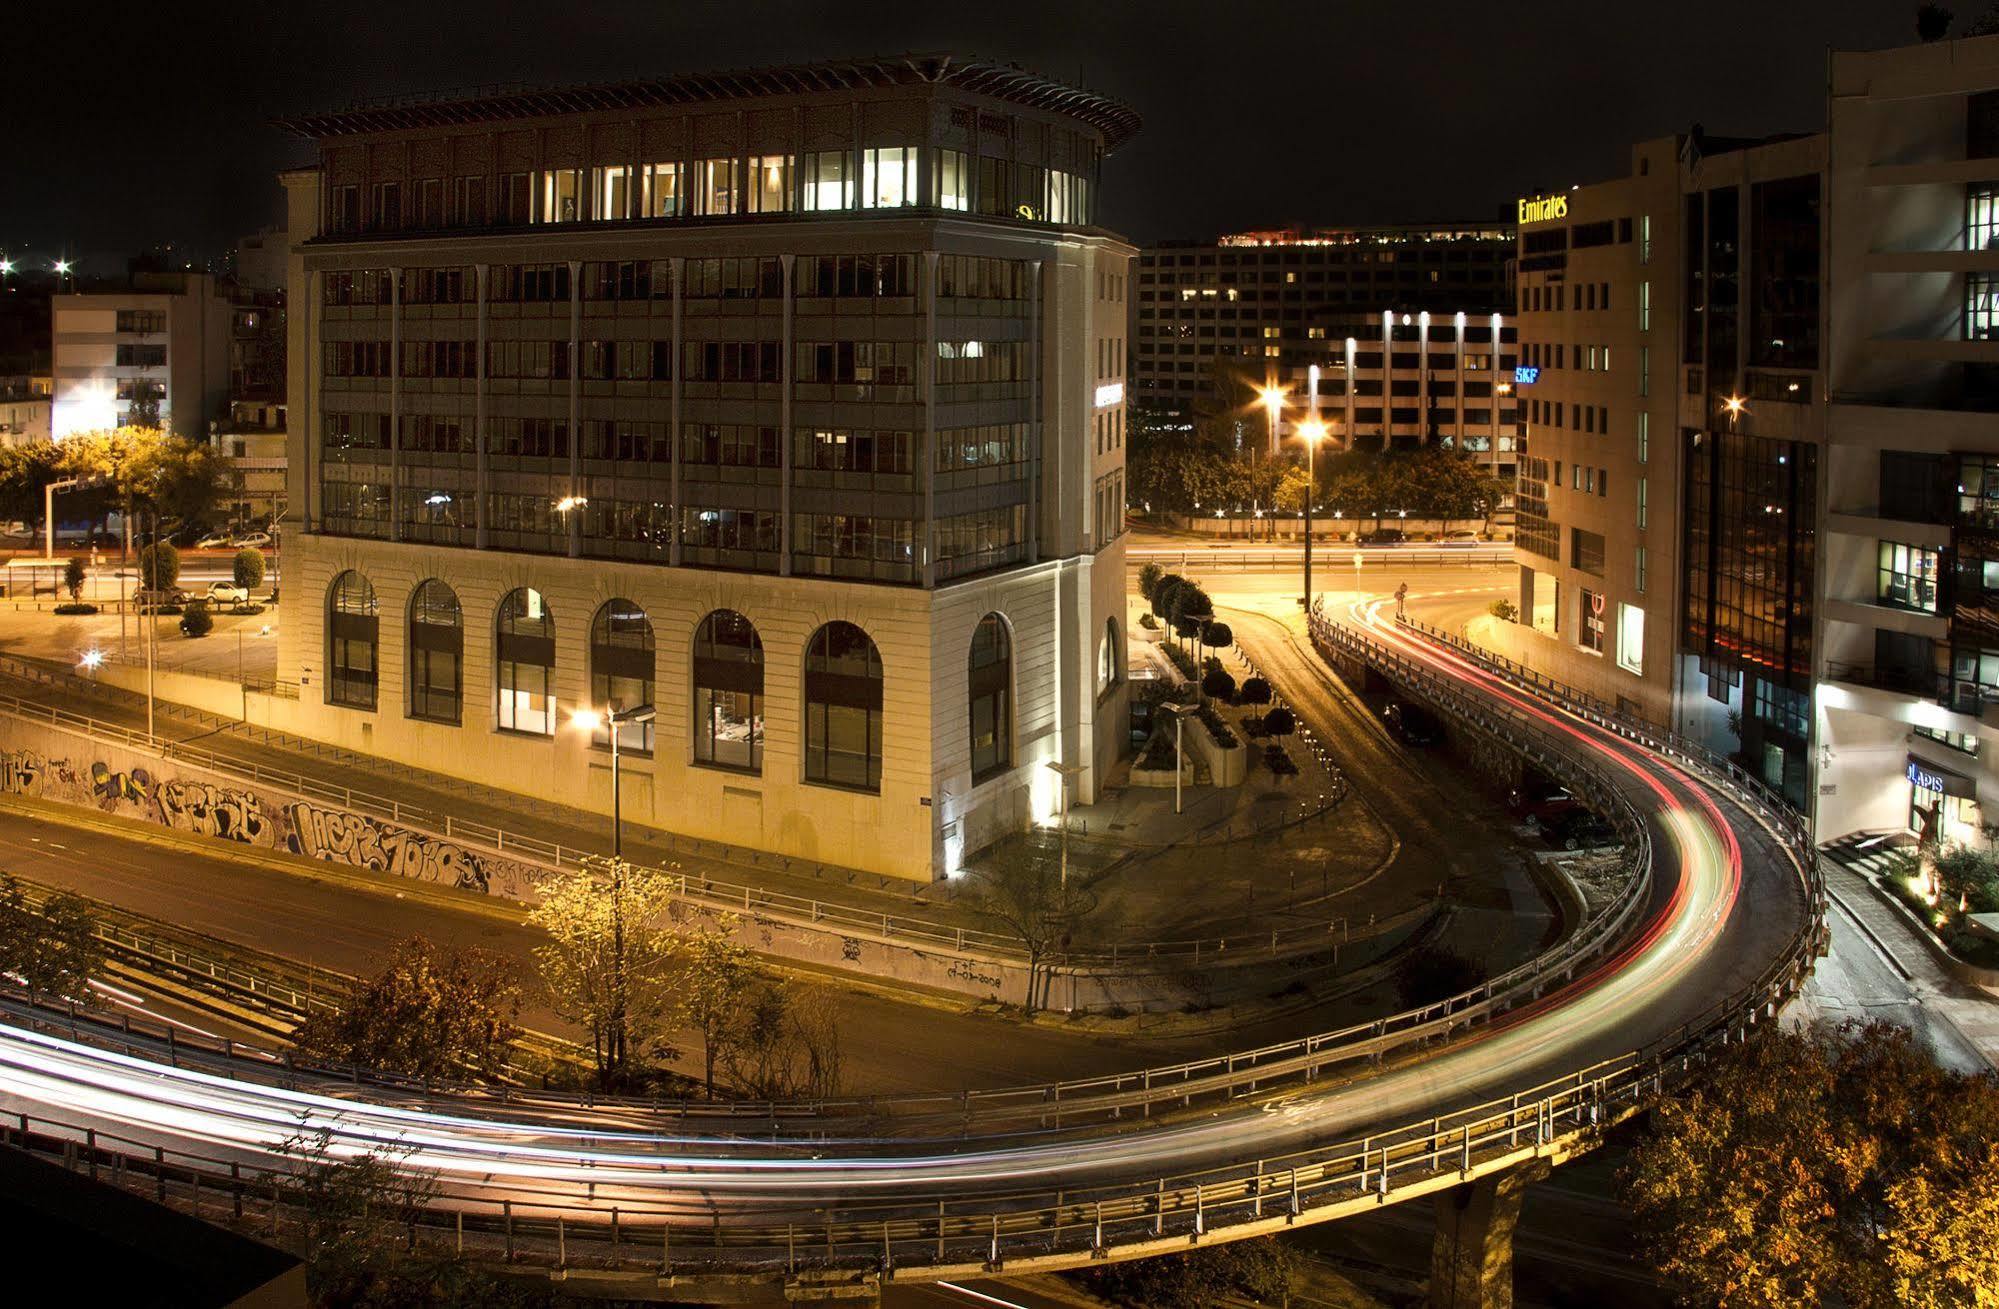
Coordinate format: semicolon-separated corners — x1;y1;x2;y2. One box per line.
1077;1238;1294;1309
529;856;681;1089
137;541;179;591
673;917;765;1098
1239;676;1272;707
1620;1020;1999;1309
1150;574;1187;626
1271;461;1314;515
0;876;103;998
0;442;68;532
1137;561;1164;601
1200;620;1233;652
179;599;213;637
61;425;225;532
62;556;86;602
1201;668;1237;702
1262;706;1296;738
1918;4;1956;41
290;937;522;1081
233;545;267;593
964;841;1091;1014
718;979;845;1101
1393;943;1487;1009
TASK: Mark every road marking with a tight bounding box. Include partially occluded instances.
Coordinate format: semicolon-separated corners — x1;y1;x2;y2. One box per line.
934;1284;1032;1309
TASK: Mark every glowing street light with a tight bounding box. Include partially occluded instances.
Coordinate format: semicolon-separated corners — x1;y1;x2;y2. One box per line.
1722;395;1746;430
553;495;588;513
78;649;103;671
1257;385;1285;453
570;702;654;858
1297;417;1329;614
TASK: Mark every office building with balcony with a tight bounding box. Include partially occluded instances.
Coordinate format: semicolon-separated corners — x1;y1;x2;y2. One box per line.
211;398;289;530
1130;226;1519;474
51;271;233;438
1816;35;1999;848
272;56;1139;882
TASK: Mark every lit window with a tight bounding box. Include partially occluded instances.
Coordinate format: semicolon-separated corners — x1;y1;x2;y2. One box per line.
698;158;738;216
802;151;851;211
540;168;582;223
692;610;764;773
746;154;792;214
593;165;636;221
588;599;655;754
935;149;969;211
1617;603;1645;674
1878;541;1942;613
862;146;917;208
496;587;555;736
327;571;378;710
642;163;681;218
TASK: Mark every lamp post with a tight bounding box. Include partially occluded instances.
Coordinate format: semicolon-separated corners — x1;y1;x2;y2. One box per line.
1044;760;1084;889
571;702;655;859
1160;702;1197;816
1297;418;1327;614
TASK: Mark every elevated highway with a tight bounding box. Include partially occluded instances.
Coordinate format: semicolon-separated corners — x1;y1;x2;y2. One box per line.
0;600;1822;1302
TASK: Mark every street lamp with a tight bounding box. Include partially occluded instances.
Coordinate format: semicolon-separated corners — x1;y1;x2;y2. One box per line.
1044;760;1084;889
571;702;655;858
1257;385;1285;459
1159;702;1198;816
1297;418;1328;613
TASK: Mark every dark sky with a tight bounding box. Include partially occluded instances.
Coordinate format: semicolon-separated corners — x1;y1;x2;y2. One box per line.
2;0;1923;268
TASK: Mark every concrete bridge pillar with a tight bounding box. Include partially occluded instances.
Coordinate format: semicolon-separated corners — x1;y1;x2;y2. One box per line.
1427;1160;1549;1309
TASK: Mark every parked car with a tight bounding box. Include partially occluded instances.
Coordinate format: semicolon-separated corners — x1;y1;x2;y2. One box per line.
133;587;189;611
1383;700;1446;747
1357;527;1407;547
205;581;249;606
232;530;274;549
1508;776;1583;832
1441;529;1483;547
1542;809;1617;851
194;531;236;550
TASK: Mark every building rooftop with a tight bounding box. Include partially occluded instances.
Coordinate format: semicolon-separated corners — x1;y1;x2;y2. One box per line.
1148;223;1514;250
277;52;1143;152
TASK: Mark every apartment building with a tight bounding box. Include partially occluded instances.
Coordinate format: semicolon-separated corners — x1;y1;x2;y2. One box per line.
51;271;232;438
1816;35;1999;849
211;398;288;530
1130;226;1518;471
273;55;1139;882
0;375;50;446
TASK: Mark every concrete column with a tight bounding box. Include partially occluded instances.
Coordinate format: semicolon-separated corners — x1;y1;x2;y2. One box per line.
567;259;582;558
921;251;938;588
474;263;489;550
1428;1161;1548;1309
388;267;402;541
669;256;684;566
778;254;793;576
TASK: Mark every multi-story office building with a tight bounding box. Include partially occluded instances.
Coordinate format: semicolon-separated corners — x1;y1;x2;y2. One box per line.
51;271;232;438
1816;35;1999;848
210;398;288;530
272;56;1139;882
1130;225;1517;460
0;375;50;447
1503;130;1828;814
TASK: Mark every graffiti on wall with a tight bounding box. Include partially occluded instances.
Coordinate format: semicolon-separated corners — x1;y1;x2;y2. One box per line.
284;800;494;894
157;778;278;848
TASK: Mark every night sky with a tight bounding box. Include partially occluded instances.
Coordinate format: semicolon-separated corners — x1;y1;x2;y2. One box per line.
3;0;1925;269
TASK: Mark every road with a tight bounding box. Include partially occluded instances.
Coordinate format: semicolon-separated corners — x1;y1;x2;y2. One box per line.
0;582;1821;1289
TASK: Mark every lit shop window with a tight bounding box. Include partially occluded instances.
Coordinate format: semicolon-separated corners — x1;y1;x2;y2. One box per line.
747;154;792;214
863;147;917;208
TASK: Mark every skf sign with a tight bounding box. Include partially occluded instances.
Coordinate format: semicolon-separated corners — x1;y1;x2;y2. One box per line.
1518;194;1569;224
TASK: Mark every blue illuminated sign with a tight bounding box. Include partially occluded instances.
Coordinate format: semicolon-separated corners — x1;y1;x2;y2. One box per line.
1514;366;1540;385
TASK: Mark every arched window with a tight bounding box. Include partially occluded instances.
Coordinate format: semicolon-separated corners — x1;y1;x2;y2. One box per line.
692;609;763;773
968;614;1011;782
407;579;462;724
1097;617;1122;696
589;599;655;754
803;620;882;791
496;587;555;735
326;571;378;709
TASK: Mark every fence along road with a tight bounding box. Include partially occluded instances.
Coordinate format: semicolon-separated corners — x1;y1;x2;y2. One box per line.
0;599;1822;1295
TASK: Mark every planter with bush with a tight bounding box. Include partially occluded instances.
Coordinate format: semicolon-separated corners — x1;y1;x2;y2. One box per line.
1263;743;1299;776
1188;700;1245;787
1130;729;1194;788
52;603;99;616
179;601;214;638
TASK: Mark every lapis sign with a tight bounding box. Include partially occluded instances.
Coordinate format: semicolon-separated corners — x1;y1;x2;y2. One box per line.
1908;760;1945;792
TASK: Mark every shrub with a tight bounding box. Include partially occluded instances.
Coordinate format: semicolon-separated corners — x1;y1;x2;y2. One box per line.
1263;744;1298;775
1201;668;1237;702
1885;875;1941;927
1393;943;1488;1009
1239;676;1272;706
1200;619;1233;651
62;556;87;602
1262;706;1297;738
1943;925;1999;969
233;546;267;592
1488;597;1519;622
1163;642;1199;681
52;603;99;616
1151;575;1187;623
1075;1239;1293;1309
1196;701;1240;748
1138;612;1159;630
179;601;214;638
1139;732;1180;772
137;542;180;592
1173;614;1204;643
1137;561;1164;601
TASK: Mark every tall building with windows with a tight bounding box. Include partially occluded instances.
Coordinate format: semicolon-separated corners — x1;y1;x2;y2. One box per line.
51;272;232;438
1130;226;1518;470
273;56;1138;882
1816;35;1999;849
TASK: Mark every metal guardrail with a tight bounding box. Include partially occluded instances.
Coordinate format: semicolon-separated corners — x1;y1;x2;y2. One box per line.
0;611;1825;1285
1129;544;1513;572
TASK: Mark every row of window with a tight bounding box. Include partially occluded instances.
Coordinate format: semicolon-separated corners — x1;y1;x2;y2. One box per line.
323;574;1088;790
326;151;1094;235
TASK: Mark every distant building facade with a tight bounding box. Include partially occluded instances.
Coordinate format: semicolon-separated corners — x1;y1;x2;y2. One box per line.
0;375;51;446
211;398;288;529
51;271;231;438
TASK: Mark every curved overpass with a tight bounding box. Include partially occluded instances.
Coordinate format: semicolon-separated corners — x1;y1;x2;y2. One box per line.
0;604;1822;1296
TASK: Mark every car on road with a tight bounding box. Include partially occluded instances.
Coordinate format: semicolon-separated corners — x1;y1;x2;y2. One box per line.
1383;700;1446;747
1357;528;1407;547
1440;529;1483;547
204;581;250;606
1542;809;1617;850
194;531;235;550
231;530;274;549
1508;776;1584;832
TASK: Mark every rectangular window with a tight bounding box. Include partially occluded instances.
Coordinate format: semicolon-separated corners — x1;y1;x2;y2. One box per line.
862;146;917;208
501;172;531;225
1639;280;1651;332
935;148;969;211
1637;410;1650;465
452;175;484;226
746;153;792;214
1972;184;1999;252
1635;545;1648;594
643;162;682;217
1571;527;1606;577
1639;214;1652;264
801;151;851;211
329;185;359;233
540;168;582;223
1878;541;1942;613
1638;344;1650;398
1579;587;1607;653
418;178;443;228
370;181;401;232
1969;272;1999;340
1617;604;1646;674
699;157;738;216
594;165;636;221
1916;724;1980;756
1637;477;1649;530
